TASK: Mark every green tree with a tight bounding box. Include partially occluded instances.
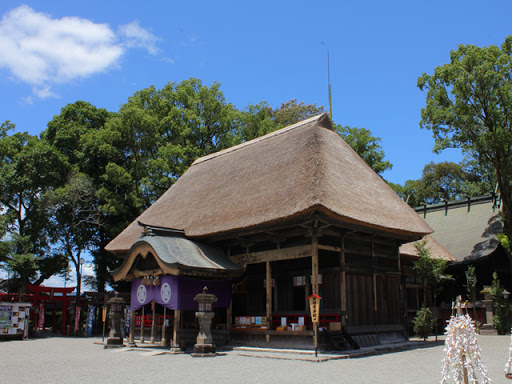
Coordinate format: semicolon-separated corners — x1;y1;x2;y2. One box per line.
0;121;68;290
413;240;449;339
389;179;422;207
489;272;509;334
419;161;468;203
236;102;275;142
2;234;39;291
109;78;240;206
465;265;478;320
43;101;120;292
394;161;493;207
413;306;435;340
335;125;392;175
271;99;325;128
418;36;512;240
45;173;100;309
413;240;449;306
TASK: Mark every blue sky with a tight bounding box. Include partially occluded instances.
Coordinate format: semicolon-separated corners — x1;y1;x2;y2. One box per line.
1;0;511;188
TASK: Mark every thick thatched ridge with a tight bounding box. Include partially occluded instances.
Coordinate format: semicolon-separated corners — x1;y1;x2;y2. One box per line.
106;114;432;253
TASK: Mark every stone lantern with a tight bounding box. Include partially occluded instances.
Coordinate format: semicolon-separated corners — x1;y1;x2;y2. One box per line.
105;293;126;348
479;286;497;335
191;286;218;356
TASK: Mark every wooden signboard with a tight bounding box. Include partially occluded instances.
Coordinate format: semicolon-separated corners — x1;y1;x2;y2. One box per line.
308;294;321;323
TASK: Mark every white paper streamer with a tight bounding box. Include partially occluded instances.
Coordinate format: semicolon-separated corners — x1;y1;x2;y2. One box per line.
441;313;491;384
505;330;512;378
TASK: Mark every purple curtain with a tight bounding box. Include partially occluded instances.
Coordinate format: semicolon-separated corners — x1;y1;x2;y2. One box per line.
130;276;232;311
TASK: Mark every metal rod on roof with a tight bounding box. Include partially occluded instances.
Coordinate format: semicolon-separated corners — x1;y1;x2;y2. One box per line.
328;49;333;121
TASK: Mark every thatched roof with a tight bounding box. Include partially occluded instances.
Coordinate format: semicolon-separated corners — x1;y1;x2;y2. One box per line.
106;114;432;254
400;235;457;262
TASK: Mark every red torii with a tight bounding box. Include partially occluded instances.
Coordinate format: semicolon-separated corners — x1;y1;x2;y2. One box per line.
26;284;75;336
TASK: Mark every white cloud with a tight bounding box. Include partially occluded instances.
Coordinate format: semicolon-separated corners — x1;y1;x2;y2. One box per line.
162;57;175;65
0;6;161;98
33;85;57;99
118;20;160;55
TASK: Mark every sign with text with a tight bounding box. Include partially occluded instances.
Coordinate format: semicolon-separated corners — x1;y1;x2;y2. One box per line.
0;305;12;328
308;294;321;324
38;303;45;329
74;306;81;333
85;305;95;336
124;305;131;336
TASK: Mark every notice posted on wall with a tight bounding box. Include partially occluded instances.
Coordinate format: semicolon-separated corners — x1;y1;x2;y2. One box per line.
0;305;12;330
0;303;29;336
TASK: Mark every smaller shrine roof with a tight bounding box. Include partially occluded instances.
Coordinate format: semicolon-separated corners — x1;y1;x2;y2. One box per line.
400;235;457;262
111;232;243;281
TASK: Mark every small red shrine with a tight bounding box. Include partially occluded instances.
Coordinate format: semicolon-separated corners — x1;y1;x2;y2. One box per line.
26;284;76;335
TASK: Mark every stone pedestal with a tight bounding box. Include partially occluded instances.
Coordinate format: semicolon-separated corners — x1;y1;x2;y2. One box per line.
169;344;185;354
192;312;216;356
480;299;498;335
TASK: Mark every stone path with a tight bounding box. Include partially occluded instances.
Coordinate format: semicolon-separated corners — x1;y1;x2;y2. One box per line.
1;334;511;383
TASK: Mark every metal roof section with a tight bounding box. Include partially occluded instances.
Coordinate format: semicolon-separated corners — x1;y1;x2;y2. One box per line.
414;195;503;263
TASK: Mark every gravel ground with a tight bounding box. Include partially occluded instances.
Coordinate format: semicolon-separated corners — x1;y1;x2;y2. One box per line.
1;334;511;384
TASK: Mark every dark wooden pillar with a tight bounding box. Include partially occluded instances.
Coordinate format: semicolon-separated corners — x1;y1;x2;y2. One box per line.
372;241;378;326
227;298;232;331
266;260;272;343
140;306;145;343
312;236;319;297
311;235;319;355
129;309;135;346
340;236;347;326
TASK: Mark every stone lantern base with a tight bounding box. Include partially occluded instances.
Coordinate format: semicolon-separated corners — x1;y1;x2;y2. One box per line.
104;336;124;349
191;343;217;357
104;323;125;349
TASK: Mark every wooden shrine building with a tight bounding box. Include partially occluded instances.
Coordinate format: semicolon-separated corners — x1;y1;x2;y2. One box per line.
106;114;432;349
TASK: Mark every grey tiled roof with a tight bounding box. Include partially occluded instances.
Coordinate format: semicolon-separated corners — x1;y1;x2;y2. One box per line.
111;233;243;280
415;196;502;263
139;234;243;272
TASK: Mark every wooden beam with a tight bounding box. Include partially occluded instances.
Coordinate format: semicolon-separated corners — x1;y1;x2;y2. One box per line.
229;245;313;265
318;244;342;253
